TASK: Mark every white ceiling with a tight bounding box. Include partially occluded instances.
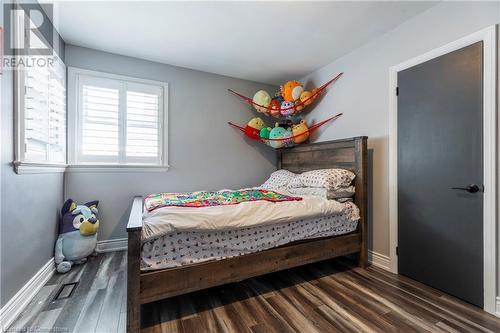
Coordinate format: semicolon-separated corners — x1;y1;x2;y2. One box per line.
51;1;437;84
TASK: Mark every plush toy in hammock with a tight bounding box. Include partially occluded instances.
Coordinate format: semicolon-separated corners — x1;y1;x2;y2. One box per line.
252;90;271;113
244;117;265;140
55;199;99;273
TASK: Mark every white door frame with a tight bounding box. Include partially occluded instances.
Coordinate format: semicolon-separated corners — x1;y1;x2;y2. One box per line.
388;25;497;315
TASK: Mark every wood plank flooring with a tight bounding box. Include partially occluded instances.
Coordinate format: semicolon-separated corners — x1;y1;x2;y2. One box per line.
8;251;127;333
8;250;500;333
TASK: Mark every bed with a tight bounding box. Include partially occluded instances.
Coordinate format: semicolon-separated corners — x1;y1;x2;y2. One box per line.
126;136;368;332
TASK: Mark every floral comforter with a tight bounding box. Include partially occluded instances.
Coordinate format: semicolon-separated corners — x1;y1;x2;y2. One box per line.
144;189;302;212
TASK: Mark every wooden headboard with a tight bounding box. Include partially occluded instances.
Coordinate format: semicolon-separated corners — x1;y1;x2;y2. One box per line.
277;136;368;264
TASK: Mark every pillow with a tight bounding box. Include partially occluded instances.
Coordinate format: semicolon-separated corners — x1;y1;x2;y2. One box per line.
287;186;355;200
288;168;355;190
261;169;297;189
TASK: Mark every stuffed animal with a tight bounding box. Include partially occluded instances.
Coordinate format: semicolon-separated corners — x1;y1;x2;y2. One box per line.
292;120;310;144
272;93;284;104
278;119;294;128
244;117;266;140
300;91;313;106
268;99;281;117
280;101;295;117
282;127;293;147
260;127;272;145
269;123;288;149
281;80;304;102
252;90;271;113
55;199;99;273
259;127;271;140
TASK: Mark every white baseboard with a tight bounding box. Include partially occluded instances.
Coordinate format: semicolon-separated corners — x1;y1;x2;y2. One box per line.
0;258;55;330
368;250;391;271
495;297;500;317
96;238;127;253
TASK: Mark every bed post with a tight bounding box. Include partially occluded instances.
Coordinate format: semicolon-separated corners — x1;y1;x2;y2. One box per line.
355;137;368;268
127;196;144;333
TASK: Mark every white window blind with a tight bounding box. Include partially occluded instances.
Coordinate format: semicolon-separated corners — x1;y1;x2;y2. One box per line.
49;63;67;163
81;83;120;158
126;87;161;159
22;57;66;164
74;73;166;166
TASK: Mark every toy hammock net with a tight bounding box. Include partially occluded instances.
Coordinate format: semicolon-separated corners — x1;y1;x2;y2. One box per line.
228;73;343;116
228;113;343;147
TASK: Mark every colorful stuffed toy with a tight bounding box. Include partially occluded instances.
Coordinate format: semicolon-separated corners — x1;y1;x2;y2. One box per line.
292;120;310;144
281;80;304;102
272;93;284;104
259;127;271;140
244;117;266;140
259;127;272;145
268;123;288;148
280;101;295;117
252;90;271;113
55;199;99;273
268;99;281;117
282;127;293;146
300;91;313;106
278;119;293;128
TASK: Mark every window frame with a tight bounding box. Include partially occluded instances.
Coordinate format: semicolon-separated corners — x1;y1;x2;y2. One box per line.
67;67;169;173
14;51;67;174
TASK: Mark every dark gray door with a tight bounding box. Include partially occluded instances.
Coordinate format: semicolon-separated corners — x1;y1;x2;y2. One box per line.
398;42;483;307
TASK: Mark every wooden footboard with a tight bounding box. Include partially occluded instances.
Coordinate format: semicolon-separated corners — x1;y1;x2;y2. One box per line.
126;136;368;333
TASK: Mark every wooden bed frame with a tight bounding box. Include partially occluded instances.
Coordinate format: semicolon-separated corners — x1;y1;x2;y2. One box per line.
126;136;368;332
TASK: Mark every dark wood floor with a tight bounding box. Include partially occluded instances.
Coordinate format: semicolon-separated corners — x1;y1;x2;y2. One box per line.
9;251;500;333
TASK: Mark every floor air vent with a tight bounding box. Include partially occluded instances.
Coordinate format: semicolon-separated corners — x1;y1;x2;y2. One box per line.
54;282;79;300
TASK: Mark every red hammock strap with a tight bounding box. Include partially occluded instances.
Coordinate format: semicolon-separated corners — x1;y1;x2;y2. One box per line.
293;73;343;108
227;90;253;103
308;113;343;131
227;122;246;132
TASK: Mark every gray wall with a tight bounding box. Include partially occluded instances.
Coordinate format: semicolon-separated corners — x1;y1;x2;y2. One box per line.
0;2;65;306
64;45;277;242
300;1;499;258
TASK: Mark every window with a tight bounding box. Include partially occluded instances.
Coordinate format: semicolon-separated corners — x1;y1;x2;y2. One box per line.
13;8;67;173
14;52;67;173
68;68;168;171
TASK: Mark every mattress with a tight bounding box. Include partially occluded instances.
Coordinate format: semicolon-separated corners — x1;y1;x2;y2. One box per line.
141;201;359;271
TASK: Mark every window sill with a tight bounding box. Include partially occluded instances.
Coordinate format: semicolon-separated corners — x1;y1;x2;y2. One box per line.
66;164;170;173
13;161;68;174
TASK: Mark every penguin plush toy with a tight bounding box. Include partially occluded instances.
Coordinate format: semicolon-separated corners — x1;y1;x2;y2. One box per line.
55;199;99;273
